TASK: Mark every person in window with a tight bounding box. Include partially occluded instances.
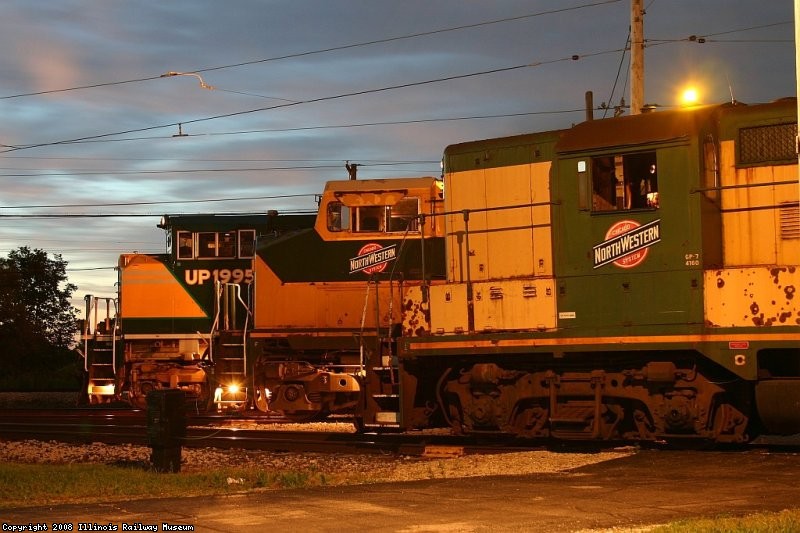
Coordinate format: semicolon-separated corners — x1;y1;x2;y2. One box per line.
327;204;343;231
644;164;659;207
592;158;618;211
178;234;193;258
219;233;236;257
625;164;658;209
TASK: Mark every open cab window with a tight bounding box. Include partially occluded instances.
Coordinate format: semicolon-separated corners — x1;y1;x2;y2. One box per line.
591;151;658;212
327;197;421;234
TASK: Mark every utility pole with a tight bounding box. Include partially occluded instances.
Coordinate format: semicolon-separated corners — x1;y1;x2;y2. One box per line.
795;0;800;174
630;0;644;115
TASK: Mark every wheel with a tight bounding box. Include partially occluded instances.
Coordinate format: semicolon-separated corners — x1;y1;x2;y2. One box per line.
353;416;366;433
252;377;271;413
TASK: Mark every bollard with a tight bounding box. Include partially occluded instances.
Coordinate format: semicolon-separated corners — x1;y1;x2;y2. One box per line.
146;389;187;473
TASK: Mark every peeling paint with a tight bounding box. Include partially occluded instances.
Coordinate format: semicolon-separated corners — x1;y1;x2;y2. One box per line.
705;267;800;328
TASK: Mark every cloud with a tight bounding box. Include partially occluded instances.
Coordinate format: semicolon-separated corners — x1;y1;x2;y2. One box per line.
0;0;794;305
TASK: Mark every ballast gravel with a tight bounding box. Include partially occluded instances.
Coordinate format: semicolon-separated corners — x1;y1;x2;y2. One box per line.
0;438;632;483
0;393;634;483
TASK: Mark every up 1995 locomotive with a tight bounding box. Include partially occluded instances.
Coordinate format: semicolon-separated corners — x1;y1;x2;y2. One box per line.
82;97;799;444
81;212;315;409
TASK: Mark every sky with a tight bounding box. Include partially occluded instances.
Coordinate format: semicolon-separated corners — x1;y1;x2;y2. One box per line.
0;0;795;311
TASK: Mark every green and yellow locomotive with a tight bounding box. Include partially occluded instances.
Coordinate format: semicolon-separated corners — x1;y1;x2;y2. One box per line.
390;98;799;443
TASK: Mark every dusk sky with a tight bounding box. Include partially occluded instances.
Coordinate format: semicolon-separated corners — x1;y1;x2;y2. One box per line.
0;0;795;309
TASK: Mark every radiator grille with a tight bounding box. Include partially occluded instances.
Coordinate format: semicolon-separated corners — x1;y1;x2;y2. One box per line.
779;202;800;240
739;123;797;164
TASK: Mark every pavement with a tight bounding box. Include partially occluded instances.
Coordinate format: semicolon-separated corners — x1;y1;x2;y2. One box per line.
3;449;800;532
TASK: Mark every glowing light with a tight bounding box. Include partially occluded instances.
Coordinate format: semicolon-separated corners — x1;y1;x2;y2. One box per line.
88;384;115;395
228;384;240;394
680;87;700;106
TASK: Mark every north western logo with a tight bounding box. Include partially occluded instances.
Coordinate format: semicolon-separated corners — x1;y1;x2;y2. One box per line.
593;219;661;269
349;243;397;275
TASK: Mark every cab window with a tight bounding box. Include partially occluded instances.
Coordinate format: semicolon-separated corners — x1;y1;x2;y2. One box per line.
355;206;384;232
329;197;423;234
177;231;193;259
239;229;256;257
592;152;658;212
327;202;351;232
197;233;218;258
218;232;236;258
387;197;420;232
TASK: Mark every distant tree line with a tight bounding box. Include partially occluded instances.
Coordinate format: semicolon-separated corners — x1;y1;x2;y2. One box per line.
0;247;81;391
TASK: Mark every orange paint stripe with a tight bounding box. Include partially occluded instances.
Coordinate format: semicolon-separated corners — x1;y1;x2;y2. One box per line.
406;332;800;351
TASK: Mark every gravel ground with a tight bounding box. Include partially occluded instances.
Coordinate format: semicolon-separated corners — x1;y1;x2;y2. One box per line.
0;439;633;483
0;392;634;483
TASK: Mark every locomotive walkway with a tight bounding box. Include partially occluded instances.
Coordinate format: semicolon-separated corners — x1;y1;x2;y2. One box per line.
5;449;800;532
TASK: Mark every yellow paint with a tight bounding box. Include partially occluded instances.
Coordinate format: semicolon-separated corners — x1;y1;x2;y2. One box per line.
429;283;469;334
704;267;800;327
119;254;206;319
719;141;799;265
253;256;403;331
444;162;553;282
473;279;556;332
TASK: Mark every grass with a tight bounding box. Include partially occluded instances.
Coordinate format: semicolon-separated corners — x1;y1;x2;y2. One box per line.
649;509;800;532
3;462;799;533
0;462;333;510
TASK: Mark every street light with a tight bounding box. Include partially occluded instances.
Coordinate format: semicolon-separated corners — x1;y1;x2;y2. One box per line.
679;86;700;107
161;70;297;103
160;71;214;90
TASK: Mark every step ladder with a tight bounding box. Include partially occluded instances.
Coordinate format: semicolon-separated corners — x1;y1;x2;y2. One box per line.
362;339;401;428
210;332;249;410
82;295;119;404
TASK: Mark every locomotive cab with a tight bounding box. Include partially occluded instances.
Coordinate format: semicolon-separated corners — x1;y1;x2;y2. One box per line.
248;177;446;425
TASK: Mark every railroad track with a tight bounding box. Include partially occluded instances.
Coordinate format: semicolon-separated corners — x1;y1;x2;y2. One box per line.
0;408;542;456
3;408;796;454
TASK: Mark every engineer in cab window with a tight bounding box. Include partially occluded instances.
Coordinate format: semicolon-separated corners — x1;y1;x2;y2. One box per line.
178;233;193;259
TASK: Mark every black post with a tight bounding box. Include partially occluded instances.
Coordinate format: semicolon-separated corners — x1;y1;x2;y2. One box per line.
147;390;186;473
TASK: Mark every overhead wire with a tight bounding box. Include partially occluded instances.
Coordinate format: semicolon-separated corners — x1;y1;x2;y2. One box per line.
1;108;589;148
0;0;623;101
0;48;628;154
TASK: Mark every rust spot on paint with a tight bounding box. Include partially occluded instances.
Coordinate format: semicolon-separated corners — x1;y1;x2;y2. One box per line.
752;314;764;326
771;267;786;284
779;311;793;323
716;277;725;288
785;285;796;300
750;302;760;315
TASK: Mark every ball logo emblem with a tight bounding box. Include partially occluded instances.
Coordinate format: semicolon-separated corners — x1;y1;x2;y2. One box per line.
349;243;397;275
358;243;387;274
605;220;648;269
